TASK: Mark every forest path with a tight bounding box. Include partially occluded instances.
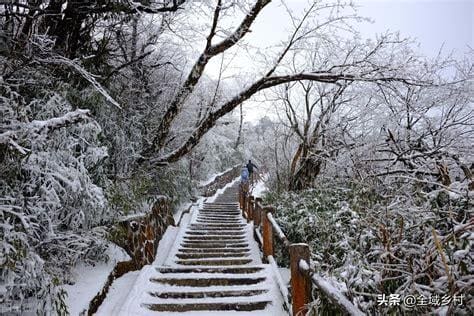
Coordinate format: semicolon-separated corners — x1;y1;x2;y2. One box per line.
115;182;287;315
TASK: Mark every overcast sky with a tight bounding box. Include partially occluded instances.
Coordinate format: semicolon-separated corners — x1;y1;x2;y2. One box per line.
241;0;473;60
356;0;472;57
203;0;473;121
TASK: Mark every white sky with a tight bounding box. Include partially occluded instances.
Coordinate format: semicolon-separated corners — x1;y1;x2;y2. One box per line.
357;0;472;57
202;0;473;122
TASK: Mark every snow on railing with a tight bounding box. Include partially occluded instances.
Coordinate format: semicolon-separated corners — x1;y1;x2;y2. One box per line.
266;212;290;248
240;188;365;316
299;259;364;316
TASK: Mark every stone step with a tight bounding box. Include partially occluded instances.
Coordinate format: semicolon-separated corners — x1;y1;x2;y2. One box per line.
187;231;244;236
199;209;239;212
195;220;242;224
186;230;246;236
151;276;265;286
195;218;241;221
186;230;245;234
201;206;239;208
197;214;241;217
156;266;264;274
203;201;238;203
175;258;253;266
196;217;242;221
190;223;246;228
145;301;269;312
181;242;247;246
188;227;246;231
184;232;246;237
200;207;239;210
195;219;243;223
199;211;239;214
177;248;252;254
176;252;249;259
198;211;240;215
198;214;240;217
179;246;249;252
184;235;245;240
202;207;239;210
183;238;246;242
200;210;239;212
183;237;246;242
187;226;245;231
149;289;268;299
181;240;249;248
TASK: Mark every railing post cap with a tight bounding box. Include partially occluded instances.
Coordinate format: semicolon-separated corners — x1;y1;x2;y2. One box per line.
291;243;310;247
263;206;275;213
155;195;169;202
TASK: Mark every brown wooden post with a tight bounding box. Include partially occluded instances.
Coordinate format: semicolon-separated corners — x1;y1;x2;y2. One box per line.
254;198;262;227
242;192;247;219
262;206;274;261
289;243;312;316
239;185;243;209
248;195;254;222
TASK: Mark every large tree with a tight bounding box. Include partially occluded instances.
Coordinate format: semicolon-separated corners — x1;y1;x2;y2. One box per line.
1;0;186;57
138;0;425;167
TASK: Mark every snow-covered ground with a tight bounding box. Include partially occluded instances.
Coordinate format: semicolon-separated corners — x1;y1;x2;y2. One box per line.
96;226;180;315
63;244;130;315
94;270;140;315
205;177;240;203
198;165;239;187
250;178;268;198
173;201;192;224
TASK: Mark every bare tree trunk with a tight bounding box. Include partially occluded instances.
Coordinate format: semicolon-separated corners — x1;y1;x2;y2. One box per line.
289;154;322;191
234;104;244;149
290;144;303;176
273;138;282;192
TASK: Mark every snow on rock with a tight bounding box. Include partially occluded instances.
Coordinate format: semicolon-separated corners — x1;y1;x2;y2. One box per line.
63;244;130;316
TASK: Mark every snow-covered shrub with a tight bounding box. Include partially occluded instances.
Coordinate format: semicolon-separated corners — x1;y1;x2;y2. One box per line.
264;179;473;314
1;79;110;313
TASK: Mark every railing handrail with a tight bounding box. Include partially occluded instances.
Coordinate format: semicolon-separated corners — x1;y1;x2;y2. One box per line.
299;259;364;316
266;212;290;249
240;188;364;316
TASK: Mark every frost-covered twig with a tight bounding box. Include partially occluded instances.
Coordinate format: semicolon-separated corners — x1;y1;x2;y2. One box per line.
1;109;91;154
29;109;91;134
36;56;122;109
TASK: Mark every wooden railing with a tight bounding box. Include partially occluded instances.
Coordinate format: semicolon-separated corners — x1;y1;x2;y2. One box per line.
239;189;364;316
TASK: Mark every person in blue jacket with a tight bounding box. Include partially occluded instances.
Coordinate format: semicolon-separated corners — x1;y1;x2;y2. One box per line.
240;167;250;195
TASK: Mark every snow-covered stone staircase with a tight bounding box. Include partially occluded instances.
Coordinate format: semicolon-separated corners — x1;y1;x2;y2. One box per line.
116;183;286;315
